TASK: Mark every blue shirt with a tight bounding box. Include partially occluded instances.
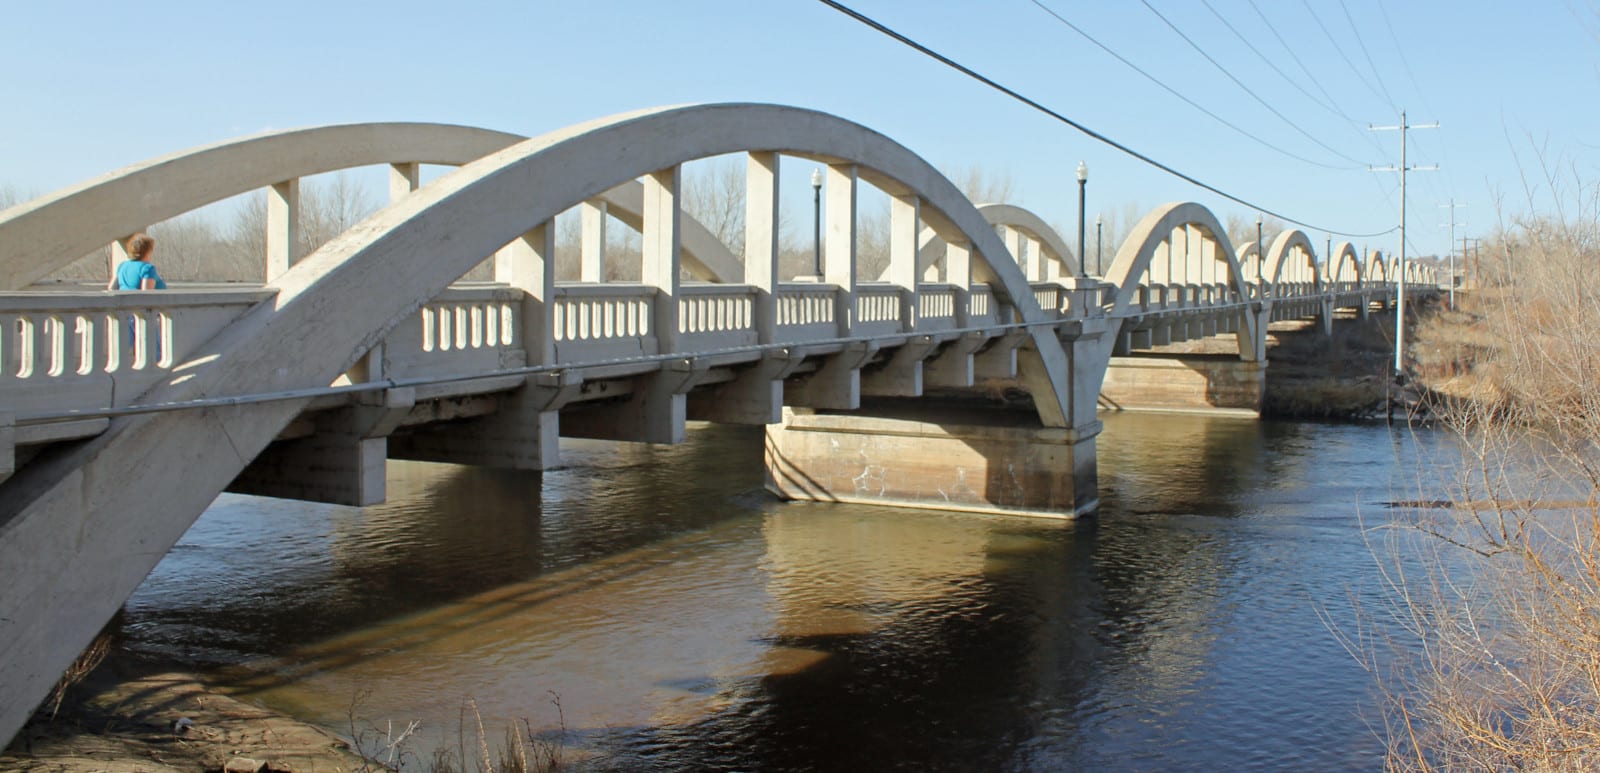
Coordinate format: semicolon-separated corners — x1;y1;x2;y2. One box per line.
115;260;166;290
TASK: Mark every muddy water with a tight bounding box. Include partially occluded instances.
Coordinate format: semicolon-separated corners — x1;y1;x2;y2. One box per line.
119;413;1450;771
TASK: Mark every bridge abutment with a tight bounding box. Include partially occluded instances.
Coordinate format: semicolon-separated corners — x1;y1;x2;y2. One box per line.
764;405;1099;518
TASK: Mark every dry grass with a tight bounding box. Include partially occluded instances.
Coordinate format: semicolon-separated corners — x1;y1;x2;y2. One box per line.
347;695;570;773
1376;209;1600;770
43;629;112;720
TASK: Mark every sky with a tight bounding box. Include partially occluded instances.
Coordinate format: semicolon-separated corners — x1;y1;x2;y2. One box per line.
4;0;1598;261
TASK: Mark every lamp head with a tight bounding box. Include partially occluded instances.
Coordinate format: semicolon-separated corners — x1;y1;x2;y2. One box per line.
1076;160;1088;182
811;168;822;189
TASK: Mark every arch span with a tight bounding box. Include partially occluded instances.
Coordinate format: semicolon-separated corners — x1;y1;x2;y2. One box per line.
1103;201;1249;318
1327;242;1362;287
1262;229;1321;290
1100;201;1264;360
1367;251;1389;283
0;104;1081;742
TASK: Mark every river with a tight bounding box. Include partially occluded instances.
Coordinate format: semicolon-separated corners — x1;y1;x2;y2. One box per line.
117;411;1452;771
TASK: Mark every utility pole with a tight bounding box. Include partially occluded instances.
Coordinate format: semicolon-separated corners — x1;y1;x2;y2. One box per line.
1465;236;1481;288
1370;110;1438;379
1439;199;1465;310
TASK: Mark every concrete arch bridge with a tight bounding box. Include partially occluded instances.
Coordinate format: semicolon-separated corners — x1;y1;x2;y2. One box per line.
0;104;1434;743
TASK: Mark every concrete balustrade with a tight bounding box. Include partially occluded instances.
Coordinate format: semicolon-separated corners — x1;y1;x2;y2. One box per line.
854;284;904;337
0;290;273;420
968;287;998;325
387;286;524;377
775;284;839;343
917;285;957;332
679;283;758;351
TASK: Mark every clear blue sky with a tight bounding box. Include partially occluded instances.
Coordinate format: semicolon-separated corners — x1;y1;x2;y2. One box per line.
4;0;1595;260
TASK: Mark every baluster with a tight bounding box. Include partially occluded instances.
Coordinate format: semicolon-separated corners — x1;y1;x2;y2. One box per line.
3;315;31;378
101;312;122;373
440;305;455;351
128;311;148;370
73;316;93;375
485;303;500;348
45;315;65;377
155;313;173;368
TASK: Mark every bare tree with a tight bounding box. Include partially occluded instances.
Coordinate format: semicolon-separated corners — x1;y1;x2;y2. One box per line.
148;213;238;281
217;172;381;282
299;173;378;255
942;164;1015;205
682;157;746;256
1225;212;1288;254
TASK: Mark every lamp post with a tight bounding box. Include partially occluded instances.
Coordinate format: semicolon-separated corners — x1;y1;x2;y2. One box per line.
1076;161;1088;276
1095;213;1103;276
1256;215;1264;295
811;168;822;278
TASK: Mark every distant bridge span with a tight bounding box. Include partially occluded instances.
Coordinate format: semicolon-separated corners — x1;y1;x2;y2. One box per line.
0;104;1433;744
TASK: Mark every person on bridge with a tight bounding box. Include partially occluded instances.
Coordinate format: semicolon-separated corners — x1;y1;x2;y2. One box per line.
107;232;166;291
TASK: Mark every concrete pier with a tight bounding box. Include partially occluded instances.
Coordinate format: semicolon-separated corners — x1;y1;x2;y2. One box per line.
765;406;1099;518
1100;354;1265;414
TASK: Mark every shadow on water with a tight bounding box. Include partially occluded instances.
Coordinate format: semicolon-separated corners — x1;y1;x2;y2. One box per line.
123;427;768;673
590;511;1101;772
116;412;1455;771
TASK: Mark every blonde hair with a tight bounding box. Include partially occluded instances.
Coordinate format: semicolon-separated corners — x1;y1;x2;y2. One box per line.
127;233;155;261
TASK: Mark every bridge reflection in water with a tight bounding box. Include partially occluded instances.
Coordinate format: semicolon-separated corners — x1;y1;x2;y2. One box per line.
118;414;1450;770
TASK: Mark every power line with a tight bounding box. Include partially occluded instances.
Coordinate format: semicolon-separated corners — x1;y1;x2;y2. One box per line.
813;0;1397;238
1248;0;1364;130
1203;0;1396;169
1301;0;1392;109
1374;0;1433;118
1200;0;1339;119
1025;0;1353;171
1137;0;1367;168
1336;0;1399;112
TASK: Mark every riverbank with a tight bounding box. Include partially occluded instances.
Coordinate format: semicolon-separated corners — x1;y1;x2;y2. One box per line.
1;653;368;773
1148;303;1431;420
